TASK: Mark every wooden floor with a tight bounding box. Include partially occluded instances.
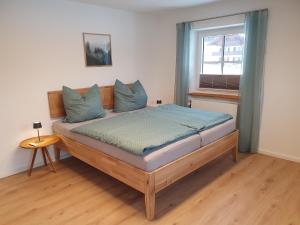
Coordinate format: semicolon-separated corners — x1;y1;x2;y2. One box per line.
0;153;299;225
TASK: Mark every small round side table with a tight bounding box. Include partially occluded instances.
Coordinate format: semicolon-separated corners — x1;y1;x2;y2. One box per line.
19;135;60;176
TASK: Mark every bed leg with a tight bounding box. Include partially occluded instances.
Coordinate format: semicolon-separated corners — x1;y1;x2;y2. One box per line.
231;145;238;162
54;145;61;162
145;174;155;220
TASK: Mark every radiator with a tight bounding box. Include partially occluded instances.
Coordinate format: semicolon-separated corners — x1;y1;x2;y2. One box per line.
191;98;238;119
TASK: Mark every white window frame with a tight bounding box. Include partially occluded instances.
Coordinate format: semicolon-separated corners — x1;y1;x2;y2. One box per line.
194;26;245;91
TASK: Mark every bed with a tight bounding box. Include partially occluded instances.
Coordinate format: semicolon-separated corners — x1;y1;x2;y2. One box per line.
48;84;239;220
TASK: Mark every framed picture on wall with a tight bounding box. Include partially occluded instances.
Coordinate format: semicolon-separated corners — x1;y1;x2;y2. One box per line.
83;33;112;66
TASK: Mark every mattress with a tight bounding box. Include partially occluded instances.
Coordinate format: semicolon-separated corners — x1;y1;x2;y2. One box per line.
52;110;235;172
200;119;236;146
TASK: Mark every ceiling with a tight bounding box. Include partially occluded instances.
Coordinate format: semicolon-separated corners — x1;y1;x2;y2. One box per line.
68;0;221;12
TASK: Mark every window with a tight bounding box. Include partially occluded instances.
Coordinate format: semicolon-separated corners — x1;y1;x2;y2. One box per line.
199;32;245;90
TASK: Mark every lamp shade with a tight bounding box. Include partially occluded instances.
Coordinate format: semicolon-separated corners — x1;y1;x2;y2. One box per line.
33;122;42;129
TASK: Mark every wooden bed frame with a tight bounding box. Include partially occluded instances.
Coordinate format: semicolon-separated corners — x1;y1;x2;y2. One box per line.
48;84;239;220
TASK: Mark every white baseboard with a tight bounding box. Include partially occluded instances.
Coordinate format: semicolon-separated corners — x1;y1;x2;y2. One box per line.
2;149;298;179
0;152;70;179
258;149;300;163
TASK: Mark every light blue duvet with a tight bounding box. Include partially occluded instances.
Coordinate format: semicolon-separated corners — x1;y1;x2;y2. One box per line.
71;104;232;155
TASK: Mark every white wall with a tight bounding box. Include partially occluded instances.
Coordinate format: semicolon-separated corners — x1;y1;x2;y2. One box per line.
0;0;159;178
154;0;300;162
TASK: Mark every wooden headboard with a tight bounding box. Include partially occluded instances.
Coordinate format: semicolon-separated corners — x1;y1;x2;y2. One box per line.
48;84;118;119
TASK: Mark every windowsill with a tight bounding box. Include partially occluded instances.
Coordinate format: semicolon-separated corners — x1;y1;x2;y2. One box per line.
189;89;240;101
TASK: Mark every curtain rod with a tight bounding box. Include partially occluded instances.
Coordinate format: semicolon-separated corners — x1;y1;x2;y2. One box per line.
182;8;268;24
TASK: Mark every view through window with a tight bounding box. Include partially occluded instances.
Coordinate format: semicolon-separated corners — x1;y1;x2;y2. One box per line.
200;33;245;90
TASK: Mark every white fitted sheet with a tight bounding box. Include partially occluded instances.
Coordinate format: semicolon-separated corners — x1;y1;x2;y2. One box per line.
53;110;235;172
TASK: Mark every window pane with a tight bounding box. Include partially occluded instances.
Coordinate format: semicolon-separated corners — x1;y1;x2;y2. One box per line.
223;63;242;75
202;36;223;74
224;33;245;75
202;63;222;74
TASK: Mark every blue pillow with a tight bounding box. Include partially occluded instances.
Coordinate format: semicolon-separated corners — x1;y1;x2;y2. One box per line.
63;84;106;123
114;79;148;112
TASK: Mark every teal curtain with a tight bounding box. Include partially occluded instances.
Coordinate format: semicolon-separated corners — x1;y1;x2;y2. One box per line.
175;22;191;106
238;9;268;153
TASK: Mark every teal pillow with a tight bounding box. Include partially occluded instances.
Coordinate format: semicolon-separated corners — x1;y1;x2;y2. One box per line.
62;84;106;123
114;79;148;112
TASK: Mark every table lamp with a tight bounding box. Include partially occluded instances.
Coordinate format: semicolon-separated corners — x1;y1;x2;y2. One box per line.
33;122;42;142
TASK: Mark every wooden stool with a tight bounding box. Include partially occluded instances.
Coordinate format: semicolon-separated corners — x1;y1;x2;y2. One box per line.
19;135;60;176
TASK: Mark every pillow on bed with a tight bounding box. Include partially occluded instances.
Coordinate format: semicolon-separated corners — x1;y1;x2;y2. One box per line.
114;79;148;112
62;84;106;123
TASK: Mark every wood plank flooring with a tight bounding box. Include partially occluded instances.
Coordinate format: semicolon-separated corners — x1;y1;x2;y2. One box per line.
0;153;299;225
